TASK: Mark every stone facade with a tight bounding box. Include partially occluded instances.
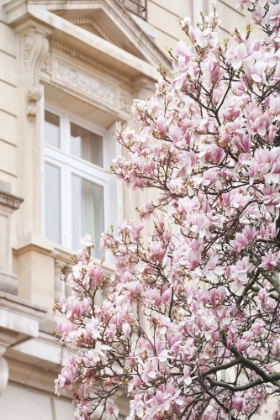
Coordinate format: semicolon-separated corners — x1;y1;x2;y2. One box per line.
0;1;268;419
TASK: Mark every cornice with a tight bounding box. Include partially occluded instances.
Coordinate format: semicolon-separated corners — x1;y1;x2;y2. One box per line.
3;0;170;72
50;38;132;84
13;233;54;257
0;190;24;211
0;292;48;319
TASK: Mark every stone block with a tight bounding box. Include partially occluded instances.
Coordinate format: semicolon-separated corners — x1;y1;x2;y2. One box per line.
0;140;16;176
150;0;191;19
53;398;76;419
0;110;17;146
0;384;53;420
148;2;184;41
0;81;17;116
0;51;17;87
0;22;16;58
153;29;179;56
15;234;55;311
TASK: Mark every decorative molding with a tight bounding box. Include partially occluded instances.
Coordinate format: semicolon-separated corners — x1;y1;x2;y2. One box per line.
23;26;51;117
24;27;50;82
3;0;171;70
65;16;119;47
0;269;18;296
0;190;24;211
26;86;42;118
51;38;131;84
41;52;52;75
24;27;48;62
0;291;48;320
53;61;116;106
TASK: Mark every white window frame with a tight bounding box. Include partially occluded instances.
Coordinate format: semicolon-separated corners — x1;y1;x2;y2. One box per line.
43;103;111;252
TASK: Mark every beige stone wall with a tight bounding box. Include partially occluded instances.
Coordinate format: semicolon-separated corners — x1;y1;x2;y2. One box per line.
0;22;18;206
217;0;253;39
217;0;262;41
0;383;75;420
147;0;192;55
145;0;256;57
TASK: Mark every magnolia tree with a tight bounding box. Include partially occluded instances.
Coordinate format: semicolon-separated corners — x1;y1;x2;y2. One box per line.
54;1;280;419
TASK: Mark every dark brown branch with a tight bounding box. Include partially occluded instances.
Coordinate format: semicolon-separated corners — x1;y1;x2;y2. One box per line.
205;372;280;392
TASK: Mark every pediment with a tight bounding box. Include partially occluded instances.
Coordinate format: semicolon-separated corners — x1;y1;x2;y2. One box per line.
43;0;170;69
60;13;142;59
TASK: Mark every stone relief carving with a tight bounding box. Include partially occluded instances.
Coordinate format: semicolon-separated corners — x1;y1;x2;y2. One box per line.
24;33;33;61
54;61;116;106
51;38;131;84
41;52;52;75
0;188;24;211
26;87;42;118
23;26;50;117
119;91;132;114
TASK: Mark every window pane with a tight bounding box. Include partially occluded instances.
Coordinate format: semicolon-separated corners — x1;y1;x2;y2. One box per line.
44;162;61;244
44;111;60;148
72;175;104;258
70;123;103;167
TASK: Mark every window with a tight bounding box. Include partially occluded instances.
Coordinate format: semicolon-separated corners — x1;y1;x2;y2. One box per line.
43;105;121;259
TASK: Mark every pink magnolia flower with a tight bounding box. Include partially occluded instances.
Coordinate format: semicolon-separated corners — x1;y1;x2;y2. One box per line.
55;2;280;418
260;249;279;270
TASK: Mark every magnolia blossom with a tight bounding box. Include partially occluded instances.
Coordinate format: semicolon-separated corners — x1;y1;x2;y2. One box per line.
55;2;280;419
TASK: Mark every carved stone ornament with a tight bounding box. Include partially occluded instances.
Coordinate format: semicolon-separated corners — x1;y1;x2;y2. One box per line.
26;87;42;117
54;61;116;106
23;27;50;117
41;52;52;76
51;38;130;84
0;187;24;211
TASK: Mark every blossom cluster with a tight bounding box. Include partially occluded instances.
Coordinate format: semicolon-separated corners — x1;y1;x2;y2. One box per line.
55;1;280;419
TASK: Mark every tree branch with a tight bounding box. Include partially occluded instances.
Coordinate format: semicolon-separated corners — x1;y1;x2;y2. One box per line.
205;372;280;392
201;358;242;377
263;272;280;297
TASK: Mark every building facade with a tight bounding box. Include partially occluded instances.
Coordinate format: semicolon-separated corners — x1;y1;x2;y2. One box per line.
0;1;258;419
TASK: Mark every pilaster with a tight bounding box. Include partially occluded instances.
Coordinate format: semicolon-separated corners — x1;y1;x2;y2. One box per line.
0;181;23;295
15;21;51;237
